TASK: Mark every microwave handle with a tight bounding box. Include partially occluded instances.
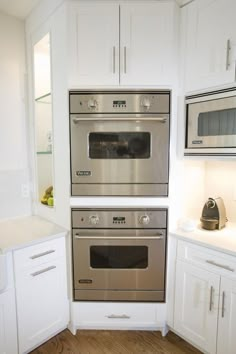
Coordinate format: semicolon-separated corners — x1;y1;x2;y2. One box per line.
72;117;167;123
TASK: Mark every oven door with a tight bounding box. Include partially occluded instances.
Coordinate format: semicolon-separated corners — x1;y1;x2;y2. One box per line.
72;229;166;300
186;95;236;149
70;114;169;185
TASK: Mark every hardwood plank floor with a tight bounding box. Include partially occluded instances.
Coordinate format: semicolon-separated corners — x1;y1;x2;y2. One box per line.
30;330;203;354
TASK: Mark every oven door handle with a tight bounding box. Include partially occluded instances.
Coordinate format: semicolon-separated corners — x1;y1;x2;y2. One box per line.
74;235;164;240
72;116;167;123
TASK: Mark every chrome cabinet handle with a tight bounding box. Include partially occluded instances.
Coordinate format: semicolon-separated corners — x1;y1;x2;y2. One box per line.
209;286;214;311
222;291;225;318
106;314;130;319
113;46;116;74
31;265;56;277
206;260;234;272
124;46;127;74
226;39;231;70
30;249;56;260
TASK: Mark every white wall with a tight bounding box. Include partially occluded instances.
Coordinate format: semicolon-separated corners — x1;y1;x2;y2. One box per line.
205;160;236;223
0;12;31;220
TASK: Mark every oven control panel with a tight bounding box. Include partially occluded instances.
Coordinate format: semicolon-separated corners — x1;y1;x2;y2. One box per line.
72;209;167;229
70;91;170;114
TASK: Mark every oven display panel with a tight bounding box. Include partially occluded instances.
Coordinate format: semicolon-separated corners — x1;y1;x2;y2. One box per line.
113;100;126;107
113;216;126;224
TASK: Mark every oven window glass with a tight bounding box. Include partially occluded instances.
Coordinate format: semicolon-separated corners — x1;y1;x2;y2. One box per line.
198;108;236;136
89;132;150;159
90;246;148;269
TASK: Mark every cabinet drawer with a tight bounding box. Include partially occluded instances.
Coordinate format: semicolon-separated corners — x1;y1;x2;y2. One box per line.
14;236;65;274
74;302;158;329
177;240;236;278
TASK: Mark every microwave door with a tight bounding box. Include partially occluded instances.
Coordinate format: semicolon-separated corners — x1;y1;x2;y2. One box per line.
70;117;169;185
187;96;236;149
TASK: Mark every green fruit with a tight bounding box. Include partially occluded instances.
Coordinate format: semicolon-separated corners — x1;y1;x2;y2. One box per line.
47;197;54;206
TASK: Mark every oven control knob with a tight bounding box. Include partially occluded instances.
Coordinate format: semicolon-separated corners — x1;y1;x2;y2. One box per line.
89;215;99;225
139;215;150;225
88;99;97;110
141;98;151;110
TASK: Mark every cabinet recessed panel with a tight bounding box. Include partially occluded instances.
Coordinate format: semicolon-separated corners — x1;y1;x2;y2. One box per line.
174;261;219;354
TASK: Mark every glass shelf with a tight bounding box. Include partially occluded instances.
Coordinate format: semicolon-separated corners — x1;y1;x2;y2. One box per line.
37;151;52;155
35;92;51;104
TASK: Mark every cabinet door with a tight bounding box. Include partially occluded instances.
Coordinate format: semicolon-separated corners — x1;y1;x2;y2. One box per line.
0;289;18;354
16;258;69;353
120;1;178;86
217;277;236;354
68;2;119;86
174;260;220;354
183;0;236;92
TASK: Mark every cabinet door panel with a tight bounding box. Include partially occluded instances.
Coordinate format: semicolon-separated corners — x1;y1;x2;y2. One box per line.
184;0;236;92
174;260;219;353
0;290;18;354
217;277;236;354
120;2;177;86
68;3;119;86
16;258;69;353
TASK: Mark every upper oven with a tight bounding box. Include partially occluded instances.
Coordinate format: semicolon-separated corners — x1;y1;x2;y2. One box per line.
185;88;236;156
69;91;170;196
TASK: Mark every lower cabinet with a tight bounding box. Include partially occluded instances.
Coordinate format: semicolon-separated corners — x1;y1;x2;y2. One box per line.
174;261;219;353
173;240;236;354
0;289;18;354
14;236;69;353
217;277;236;354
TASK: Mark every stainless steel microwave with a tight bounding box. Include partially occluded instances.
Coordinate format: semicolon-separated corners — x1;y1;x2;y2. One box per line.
185;88;236;156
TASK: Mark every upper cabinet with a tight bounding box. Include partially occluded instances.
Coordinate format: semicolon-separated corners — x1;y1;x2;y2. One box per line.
68;1;178;87
182;0;236;93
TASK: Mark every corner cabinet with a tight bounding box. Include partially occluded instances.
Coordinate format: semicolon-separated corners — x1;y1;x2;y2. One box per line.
68;1;178;87
171;239;236;354
182;0;236;93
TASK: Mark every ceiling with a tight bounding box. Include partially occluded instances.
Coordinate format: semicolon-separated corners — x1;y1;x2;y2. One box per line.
0;0;193;20
0;0;41;19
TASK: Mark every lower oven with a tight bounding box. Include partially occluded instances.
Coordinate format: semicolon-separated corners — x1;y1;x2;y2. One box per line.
72;208;167;302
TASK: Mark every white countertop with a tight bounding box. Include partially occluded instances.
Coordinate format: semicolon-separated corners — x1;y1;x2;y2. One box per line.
0;215;67;254
170;222;236;257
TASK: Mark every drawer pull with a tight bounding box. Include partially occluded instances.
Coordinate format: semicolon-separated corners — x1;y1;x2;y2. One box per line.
30;249;56;260
206;260;234;272
222;291;225;318
209;286;214;311
106;314;130;319
31;265;56;277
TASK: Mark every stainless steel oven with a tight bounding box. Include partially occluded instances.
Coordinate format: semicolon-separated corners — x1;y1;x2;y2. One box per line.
72;208;167;302
69;91;170;196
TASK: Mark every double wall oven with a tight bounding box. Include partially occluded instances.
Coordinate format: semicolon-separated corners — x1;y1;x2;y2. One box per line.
72;208;168;302
69;90;170;196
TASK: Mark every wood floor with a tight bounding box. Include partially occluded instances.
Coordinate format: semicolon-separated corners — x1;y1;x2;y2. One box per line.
30;329;203;354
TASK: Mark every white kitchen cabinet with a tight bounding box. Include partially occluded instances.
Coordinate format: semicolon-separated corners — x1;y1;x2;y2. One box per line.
68;1;178;87
0;253;17;354
14;236;69;353
172;239;236;354
70;301;167;334
174;260;219;354
0;289;18;354
182;0;236;93
68;3;119;86
217;277;236;354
